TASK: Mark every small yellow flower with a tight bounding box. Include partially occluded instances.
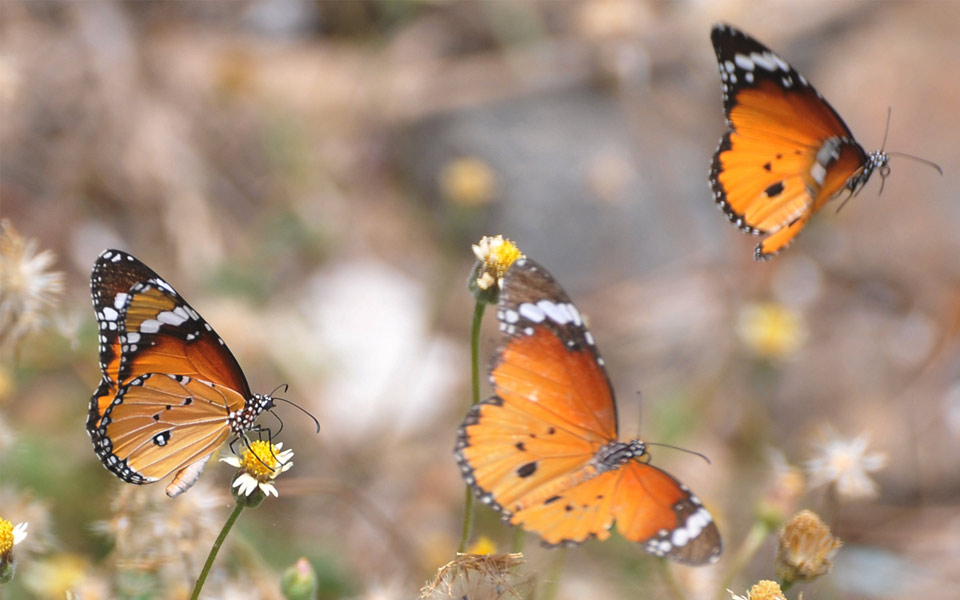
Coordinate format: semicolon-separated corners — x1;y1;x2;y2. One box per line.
465;536;498;556
471;235;524;293
729;580;787;600
1;519;28;584
439;157;497;207
775;510;842;584
736;301;807;359
221;441;294;498
805;427;887;500
0;518;27;556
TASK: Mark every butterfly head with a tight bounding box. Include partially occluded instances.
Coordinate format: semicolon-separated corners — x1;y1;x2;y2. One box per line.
594;440;648;473
229;393;275;434
852;150;891;196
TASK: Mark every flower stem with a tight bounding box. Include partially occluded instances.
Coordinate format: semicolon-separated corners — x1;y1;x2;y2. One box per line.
716;519;774;600
541;546;567;600
458;300;486;553
470;300;485;408
190;500;245;600
511;526;525;553
657;558;686;600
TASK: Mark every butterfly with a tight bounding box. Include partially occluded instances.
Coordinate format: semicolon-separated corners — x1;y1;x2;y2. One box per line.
87;249;275;497
710;23;894;261
455;258;721;564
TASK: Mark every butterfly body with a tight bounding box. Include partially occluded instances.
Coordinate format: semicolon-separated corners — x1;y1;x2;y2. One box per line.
88;249;273;496
455;258;721;564
710;23;890;260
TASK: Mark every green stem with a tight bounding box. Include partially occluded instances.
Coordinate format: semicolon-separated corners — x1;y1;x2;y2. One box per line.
657;558;686;600
458;300;486;553
470;300;485;407
780;579;794;594
190;500;245;600
458;485;474;554
511;527;525;553
716;519;774;600
541;546;567;600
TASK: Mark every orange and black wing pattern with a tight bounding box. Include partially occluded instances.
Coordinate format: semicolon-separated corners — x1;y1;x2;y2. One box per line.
87;250;272;496
709;23;888;260
455;258;721;564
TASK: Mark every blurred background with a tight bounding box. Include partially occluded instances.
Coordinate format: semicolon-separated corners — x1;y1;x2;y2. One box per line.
1;1;958;599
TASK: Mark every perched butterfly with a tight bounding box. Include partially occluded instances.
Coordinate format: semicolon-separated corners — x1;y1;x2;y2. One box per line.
709;23;937;260
455;258;721;564
87;250;275;497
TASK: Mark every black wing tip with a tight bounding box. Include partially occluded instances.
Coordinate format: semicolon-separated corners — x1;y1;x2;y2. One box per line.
753;242;777;262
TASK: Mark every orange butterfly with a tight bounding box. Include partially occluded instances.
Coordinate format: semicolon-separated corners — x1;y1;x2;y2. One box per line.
87;250;275;497
710;24;910;260
455;258;721;564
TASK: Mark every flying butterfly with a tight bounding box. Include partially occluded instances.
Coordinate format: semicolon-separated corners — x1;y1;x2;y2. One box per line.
88;249;276;497
709;23;940;260
455;258;721;564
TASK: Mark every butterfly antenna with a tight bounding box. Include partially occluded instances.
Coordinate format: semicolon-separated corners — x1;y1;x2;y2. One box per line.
271;393;321;434
881;106;892;151
644;441;712;465
885;151;943;175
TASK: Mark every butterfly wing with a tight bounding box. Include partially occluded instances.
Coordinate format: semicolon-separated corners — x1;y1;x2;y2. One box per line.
91;373;244;495
87;249;258;495
457;258;616;529
505;461;720;564
458;259;720;562
613;461;721;564
709;23;872;260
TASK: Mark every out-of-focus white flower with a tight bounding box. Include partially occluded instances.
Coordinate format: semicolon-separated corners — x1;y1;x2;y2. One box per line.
805;427;887;500
0;220;64;353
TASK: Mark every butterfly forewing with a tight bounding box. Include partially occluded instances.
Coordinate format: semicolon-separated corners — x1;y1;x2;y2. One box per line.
456;258;721;563
116;280;250;393
710;23;874;260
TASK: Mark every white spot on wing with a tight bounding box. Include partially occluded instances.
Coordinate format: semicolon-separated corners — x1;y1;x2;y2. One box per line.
518;303;545;323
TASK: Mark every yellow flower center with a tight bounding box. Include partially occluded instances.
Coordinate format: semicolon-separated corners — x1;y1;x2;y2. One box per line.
0;518;13;555
240;441;283;481
747;580;786;600
472;235;524;290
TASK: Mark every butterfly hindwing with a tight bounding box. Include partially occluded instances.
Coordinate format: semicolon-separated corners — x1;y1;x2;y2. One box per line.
614;462;721;565
709;23;882;260
456;258;721;563
90;373;243;485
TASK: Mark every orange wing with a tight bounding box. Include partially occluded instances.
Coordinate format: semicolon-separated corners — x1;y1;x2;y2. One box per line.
87;250;272;496
93;373;250;496
710;23;887;260
456;258;721;563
